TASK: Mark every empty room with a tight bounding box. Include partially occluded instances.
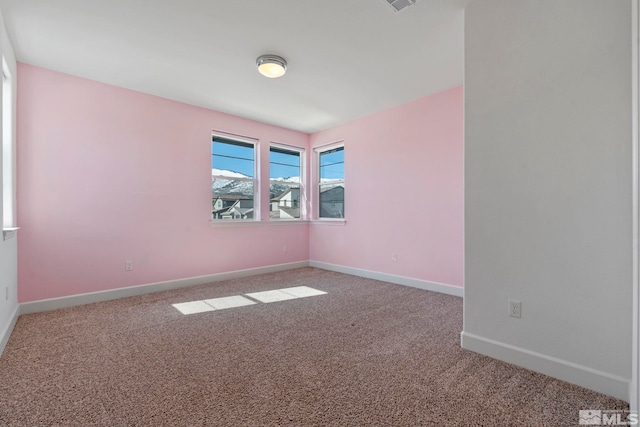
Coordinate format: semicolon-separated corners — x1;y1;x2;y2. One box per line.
0;0;639;425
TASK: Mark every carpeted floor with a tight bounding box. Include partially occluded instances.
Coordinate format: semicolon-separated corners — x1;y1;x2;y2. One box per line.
0;268;628;426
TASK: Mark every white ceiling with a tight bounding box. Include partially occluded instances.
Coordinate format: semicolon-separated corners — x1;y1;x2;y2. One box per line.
0;0;469;133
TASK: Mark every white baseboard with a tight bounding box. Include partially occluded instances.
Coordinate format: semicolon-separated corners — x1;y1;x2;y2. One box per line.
0;304;19;357
461;331;630;402
309;261;463;297
20;261;310;315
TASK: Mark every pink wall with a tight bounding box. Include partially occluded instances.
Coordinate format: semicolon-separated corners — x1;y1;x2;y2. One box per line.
309;86;463;287
17;64;463;303
17;64;310;302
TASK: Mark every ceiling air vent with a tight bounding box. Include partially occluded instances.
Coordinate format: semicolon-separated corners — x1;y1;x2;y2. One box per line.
385;0;417;13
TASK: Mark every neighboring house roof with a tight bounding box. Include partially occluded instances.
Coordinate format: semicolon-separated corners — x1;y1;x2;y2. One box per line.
214;199;254;218
213;195;252;201
271;187;299;201
319;186;344;218
279;207;300;217
320;185;344;193
213;196;246;215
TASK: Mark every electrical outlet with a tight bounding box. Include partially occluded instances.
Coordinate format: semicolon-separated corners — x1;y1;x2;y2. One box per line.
508;300;521;318
125;260;134;271
392;252;398;262
283;245;288;253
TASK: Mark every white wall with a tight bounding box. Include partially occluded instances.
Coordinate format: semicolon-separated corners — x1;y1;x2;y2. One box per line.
462;0;633;401
0;7;18;356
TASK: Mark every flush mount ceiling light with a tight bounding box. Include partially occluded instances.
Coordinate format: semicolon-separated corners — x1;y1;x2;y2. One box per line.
256;54;287;78
384;0;416;12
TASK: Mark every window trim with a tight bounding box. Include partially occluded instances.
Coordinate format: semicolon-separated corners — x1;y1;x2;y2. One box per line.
211;131;260;222
314;141;345;222
2;56;17;240
269;142;306;222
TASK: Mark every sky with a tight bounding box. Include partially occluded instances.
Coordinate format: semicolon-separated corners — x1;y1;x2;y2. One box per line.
319;148;344;180
212;141;345;180
212;140;255;177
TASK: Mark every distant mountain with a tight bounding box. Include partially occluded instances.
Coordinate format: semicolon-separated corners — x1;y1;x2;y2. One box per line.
212;169;252;197
320;178;343;184
269;183;292;199
270;176;301;184
212;169;248;179
212;169;297;199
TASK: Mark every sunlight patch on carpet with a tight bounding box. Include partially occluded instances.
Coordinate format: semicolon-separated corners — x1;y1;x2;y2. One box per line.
280;286;327;298
246;286;327;303
172;286;327;315
204;295;256;310
244;289;300;303
172;300;216;315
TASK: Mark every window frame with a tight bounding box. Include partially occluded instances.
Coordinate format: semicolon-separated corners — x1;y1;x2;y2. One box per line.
314;142;345;223
2;56;17;240
269;142;306;222
210;131;260;223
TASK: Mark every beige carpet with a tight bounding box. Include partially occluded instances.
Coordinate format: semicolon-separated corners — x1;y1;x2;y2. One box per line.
0;268;628;426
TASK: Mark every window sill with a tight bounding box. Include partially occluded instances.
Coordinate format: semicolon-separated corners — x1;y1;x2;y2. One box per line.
3;227;19;240
209;219;344;227
269;219;309;226
209;220;262;228
310;219;346;226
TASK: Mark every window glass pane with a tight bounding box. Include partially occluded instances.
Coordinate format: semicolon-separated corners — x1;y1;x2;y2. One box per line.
319;183;344;218
318;145;344;218
270;146;302;219
212;178;254;220
269;184;300;219
270;147;300;183
319;147;344;181
2;64;13;228
212;137;255;178
211;136;256;220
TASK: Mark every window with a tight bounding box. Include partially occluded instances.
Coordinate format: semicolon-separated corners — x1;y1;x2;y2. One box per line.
211;134;257;220
317;145;344;219
269;144;304;220
2;57;15;233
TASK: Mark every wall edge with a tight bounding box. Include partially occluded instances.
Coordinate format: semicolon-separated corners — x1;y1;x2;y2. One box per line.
0;304;19;357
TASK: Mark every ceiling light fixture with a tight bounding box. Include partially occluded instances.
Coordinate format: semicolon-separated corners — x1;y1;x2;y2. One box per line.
256;54;287;78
